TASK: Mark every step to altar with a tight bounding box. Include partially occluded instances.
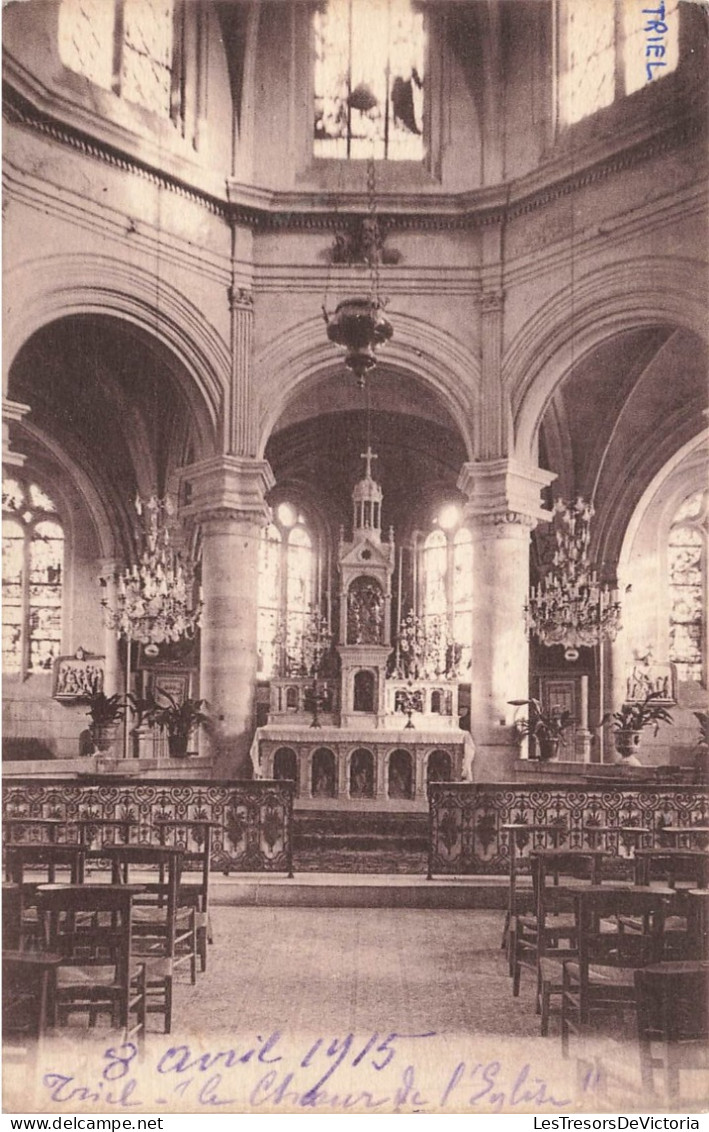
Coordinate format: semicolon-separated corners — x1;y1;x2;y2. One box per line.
292;808;429;873
209;872;508;909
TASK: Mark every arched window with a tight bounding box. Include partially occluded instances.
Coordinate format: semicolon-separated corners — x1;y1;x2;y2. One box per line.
314;0;425;160
419;504;472;674
2;478;64;676
668;488;707;686
558;0;679;126
58;0;182;121
257;502;316;679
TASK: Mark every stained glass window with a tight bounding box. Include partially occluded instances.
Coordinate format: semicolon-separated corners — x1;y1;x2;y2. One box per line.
58;0;177;120
257;507;316;679
420;507;472;673
2;478;64;676
314;0;425;160
668;488;707;685
559;0;679;125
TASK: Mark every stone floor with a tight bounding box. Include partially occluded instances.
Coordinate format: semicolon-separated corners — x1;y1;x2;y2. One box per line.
163;905;706;1115
7;905;707;1115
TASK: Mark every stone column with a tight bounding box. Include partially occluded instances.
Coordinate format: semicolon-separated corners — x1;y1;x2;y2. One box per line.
458;459;556;781
180;455;274;777
97;558;121;697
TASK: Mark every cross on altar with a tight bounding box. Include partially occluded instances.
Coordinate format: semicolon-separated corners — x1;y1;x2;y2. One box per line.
360;446;378;478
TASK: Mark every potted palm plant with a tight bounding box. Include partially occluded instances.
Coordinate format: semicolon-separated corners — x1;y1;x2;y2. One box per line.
151;690;209;757
602;691;674;761
508;698;573;761
86;692;127;754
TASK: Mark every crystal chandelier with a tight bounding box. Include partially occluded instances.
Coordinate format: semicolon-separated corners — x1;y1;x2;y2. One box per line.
100;495;202;649
525;498;621;661
323;157;393;387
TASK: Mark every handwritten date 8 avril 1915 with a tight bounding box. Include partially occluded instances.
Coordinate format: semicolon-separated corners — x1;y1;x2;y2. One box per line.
39;1031;574;1113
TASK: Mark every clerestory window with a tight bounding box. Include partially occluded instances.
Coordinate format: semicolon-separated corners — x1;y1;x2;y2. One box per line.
58;0;182;122
313;0;425;160
558;0;678;126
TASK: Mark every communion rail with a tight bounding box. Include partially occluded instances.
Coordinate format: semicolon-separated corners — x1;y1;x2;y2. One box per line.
2;777;294;876
428;781;709;877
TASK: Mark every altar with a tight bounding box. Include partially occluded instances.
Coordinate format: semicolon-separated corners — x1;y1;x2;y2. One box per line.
253;446;475;811
252;724;475;811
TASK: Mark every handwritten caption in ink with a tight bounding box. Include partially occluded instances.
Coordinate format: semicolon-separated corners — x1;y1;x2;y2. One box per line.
40;1031;575;1113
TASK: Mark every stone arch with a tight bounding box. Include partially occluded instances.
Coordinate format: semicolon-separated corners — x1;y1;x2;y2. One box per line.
12;420;119;561
612;433;709;697
505;258;708;462
4;254;229;460
273;746;298;788
255;311;480;459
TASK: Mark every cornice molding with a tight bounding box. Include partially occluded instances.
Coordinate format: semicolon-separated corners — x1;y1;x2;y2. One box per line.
4;77;706;237
2;82;229;219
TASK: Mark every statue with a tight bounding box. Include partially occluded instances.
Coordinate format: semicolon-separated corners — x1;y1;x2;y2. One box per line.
347;578;384;645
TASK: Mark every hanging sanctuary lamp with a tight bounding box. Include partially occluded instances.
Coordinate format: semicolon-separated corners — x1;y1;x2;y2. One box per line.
323;157;393;386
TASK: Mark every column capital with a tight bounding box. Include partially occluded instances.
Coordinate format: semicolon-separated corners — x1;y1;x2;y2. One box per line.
3;398;31;468
178;455;275;526
228;285;254;312
480;289;505;315
457;458;556;528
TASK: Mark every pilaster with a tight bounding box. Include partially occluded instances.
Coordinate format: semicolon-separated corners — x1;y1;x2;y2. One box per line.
228;286;258;458
479;218;508;459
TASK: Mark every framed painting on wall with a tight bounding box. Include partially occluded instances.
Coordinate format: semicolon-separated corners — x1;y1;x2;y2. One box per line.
145;669;193;707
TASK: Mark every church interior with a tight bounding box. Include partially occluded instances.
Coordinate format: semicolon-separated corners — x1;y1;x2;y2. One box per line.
2;0;709;1110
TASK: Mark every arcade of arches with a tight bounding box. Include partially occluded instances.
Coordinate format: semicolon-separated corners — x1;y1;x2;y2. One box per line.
3;0;708;800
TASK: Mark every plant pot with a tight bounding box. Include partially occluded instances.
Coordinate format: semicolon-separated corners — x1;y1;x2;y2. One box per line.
90;723;119;754
537;738;561;762
614;730;642;759
167;733;190;758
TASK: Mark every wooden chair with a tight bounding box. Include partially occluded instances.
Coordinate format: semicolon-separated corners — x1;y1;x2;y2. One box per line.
635;960;709;1101
561;886;669;1056
634;849;709;959
37;884;146;1040
512;849;606;1036
88;845;197;1033
155;820;214;972
2;950;64;1083
5;844;85;948
634;848;709;891
500;824;566;975
3;883;24;950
